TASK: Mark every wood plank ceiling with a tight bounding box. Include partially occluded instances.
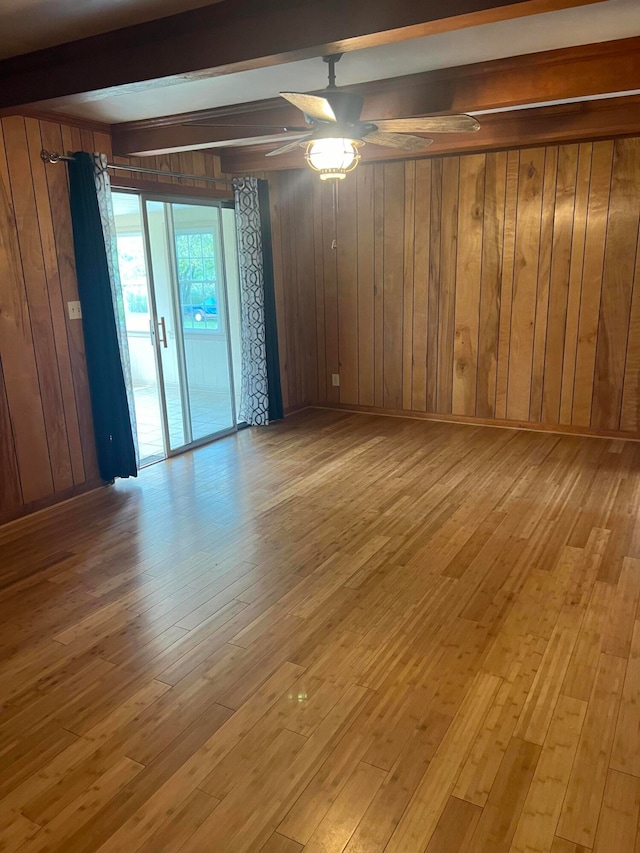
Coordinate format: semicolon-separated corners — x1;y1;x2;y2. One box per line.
107;36;640;164
0;0;606;108
1;0;636;169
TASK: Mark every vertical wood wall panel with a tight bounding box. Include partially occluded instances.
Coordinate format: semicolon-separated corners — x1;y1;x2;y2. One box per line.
268;169;319;413
426;158;443;413
268;175;289;412
321;182;339;405
530;146;557;423
0;115;230;523
373;165;385;408
356;166;375;407
495;150;520;420
382;161;405;410
337;171;359;404
278;178;295;409
402;161;415;411
289;179;304;407
621;243;640;432
269;132;640;438
0;121;54;504
312;179;326;405
453;153;485;417
26;119;85;486
39;119;99;481
476;151;506;419
297;175;318;411
559;142;592;425
572;140;614;426
592;138;640;430
411;159;431;412
507;148;545;422
437;156;460;414
541;145;572;425
0;360;22;514
4;116;74;493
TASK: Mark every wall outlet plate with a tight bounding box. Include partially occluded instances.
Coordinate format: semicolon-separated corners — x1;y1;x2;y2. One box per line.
67;301;82;320
332;374;340;387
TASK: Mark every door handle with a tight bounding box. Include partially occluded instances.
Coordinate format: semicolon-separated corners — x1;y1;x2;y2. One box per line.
158;316;168;348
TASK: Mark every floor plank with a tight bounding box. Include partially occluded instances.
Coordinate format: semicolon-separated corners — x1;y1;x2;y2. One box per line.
1;409;640;851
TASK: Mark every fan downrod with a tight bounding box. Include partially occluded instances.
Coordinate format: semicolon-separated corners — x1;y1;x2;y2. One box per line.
322;53;343;90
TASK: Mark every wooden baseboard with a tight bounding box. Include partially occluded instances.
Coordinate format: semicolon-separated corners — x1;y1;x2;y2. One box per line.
0;478;106;529
283;402;312;417
310;403;640;441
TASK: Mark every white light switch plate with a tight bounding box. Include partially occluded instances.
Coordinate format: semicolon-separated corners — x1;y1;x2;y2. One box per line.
332;374;340;387
68;301;82;320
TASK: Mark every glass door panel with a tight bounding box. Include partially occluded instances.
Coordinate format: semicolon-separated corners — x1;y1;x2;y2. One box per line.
143;200;187;450
112;191;166;466
171;202;235;442
221;206;242;420
143;197;236;454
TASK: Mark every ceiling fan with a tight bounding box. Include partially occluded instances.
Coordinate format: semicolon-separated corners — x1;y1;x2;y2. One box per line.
187;55;481;179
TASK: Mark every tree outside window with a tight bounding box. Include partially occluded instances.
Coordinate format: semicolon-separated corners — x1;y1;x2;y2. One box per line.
175;230;219;331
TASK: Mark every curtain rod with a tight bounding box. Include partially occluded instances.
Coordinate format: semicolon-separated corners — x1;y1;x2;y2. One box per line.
40;149;235;187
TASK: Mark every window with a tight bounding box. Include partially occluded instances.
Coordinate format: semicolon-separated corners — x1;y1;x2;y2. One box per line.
174;229;220;331
117;233;150;333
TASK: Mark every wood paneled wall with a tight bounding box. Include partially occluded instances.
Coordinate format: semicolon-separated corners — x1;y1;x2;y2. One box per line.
268;137;640;436
0;114;228;523
266;171;319;413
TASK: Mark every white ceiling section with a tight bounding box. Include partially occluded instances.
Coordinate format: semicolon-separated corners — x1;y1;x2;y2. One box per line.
34;0;640;124
0;0;220;59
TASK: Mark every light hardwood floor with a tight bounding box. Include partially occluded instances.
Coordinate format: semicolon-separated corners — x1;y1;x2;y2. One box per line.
1;409;640;852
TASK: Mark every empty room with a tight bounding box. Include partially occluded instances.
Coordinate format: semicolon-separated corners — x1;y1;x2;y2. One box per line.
2;1;640;850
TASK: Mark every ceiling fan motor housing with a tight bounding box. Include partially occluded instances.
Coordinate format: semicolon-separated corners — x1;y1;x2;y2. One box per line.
321;90;364;125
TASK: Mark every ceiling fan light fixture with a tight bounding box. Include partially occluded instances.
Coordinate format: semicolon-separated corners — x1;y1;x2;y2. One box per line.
305;137;361;180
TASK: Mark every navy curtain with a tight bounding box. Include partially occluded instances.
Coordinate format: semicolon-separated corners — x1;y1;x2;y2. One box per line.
258;180;284;421
68;152;137;481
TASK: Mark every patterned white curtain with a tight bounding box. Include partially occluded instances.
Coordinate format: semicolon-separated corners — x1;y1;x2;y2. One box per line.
233;177;270;425
92;154;139;462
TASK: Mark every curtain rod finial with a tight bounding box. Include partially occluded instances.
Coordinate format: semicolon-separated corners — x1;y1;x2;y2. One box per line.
41;149;61;164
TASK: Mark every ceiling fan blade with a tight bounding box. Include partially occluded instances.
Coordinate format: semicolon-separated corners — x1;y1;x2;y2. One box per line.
280;93;336;122
182;122;309;131
265;136;312;157
371;115;480;134
364;131;434;153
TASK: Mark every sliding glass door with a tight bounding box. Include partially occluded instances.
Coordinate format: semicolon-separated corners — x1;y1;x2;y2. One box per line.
113;191;240;464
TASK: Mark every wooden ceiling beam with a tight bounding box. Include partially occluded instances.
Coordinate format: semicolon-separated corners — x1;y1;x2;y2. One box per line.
111;36;640;156
219;94;640;172
0;0;605;110
113;102;305;156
